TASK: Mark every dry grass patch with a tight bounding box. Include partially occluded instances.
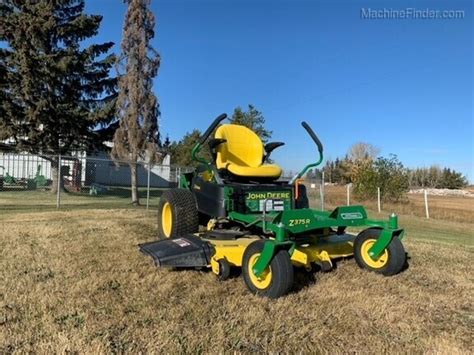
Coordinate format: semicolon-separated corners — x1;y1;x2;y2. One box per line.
311;185;474;223
1;209;473;353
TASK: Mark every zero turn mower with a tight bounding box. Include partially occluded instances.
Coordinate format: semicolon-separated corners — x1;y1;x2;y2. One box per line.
140;114;407;298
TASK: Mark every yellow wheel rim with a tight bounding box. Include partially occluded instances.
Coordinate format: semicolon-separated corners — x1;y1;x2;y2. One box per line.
161;202;173;237
361;239;389;269
248;253;272;289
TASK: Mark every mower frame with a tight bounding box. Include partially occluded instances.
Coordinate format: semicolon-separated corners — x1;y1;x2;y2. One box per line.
180;114;404;277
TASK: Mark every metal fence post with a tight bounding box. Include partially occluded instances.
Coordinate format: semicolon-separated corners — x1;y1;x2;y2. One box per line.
346;184;350;206
56;153;61;209
424;189;430;219
377;187;381;213
146;161;151;210
320;171;325;211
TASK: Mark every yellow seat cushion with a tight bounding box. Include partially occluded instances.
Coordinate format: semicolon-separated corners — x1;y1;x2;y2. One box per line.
215;124;282;179
226;163;282;178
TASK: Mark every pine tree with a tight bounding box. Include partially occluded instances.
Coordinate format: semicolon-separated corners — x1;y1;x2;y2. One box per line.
168;130;209;167
112;0;160;205
332;158;342;183
231;105;272;143
0;1;117;193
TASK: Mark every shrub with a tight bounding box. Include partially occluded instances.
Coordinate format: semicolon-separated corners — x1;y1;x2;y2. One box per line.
353;154;409;202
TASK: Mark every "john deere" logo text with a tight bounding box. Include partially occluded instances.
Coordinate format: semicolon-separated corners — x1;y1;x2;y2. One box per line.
246;192;291;200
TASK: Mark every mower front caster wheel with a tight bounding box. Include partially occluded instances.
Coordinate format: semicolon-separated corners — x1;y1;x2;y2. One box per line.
217;259;231;281
242;241;294;299
354;228;406;276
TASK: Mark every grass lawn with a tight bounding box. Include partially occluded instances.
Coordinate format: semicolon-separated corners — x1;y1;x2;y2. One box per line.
1;204;473;353
0;188;165;213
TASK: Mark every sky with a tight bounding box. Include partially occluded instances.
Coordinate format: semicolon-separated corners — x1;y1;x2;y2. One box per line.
85;0;473;180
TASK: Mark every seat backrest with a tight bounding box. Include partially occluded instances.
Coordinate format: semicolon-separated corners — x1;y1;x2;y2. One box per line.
215;124;264;169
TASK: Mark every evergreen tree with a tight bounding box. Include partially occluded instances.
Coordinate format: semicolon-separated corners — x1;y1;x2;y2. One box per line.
168;105;271;167
168;130;210;167
0;0;117;192
407;165;467;189
440;168;467;189
112;0;160;205
332;158;343;183
231;105;272;143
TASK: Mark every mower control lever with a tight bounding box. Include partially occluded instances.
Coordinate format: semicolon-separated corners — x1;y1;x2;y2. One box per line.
289;121;324;185
301;121;323;155
200;113;227;145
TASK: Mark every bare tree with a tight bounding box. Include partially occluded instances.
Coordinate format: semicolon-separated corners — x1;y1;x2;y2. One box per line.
112;0;160;205
348;142;380;162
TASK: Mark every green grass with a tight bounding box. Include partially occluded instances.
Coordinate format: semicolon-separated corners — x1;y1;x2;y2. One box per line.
346;210;473;247
0;188;165;213
2;189;472;247
390;214;472;246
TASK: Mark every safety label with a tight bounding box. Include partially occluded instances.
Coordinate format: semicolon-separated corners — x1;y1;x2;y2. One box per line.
172;238;191;247
259;199;284;212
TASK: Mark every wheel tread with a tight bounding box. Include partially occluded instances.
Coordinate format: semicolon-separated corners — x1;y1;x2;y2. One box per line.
242;241;294;299
157;188;199;239
354;228;406;276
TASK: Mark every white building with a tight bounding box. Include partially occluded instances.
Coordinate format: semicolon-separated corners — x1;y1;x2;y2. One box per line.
0;145;175;188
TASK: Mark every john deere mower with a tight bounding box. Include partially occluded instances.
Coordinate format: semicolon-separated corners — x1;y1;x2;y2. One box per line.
140;114;407;298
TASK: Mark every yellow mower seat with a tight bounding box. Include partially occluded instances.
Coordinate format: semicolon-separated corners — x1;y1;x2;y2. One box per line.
215;124;282;179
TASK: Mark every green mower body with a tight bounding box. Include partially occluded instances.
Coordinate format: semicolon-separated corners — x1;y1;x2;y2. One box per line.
178;169;404;277
141;113;408;298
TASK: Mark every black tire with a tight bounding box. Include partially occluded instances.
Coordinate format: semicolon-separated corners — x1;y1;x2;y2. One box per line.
354;228;406;276
217;259;231;281
242;241;294;299
157;188;199;239
198;211;211;228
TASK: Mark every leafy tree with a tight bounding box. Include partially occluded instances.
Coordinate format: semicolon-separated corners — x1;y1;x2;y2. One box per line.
352;154;409;202
374;155;409;202
112;0;160;205
0;0;117;192
230;104;272;143
350;158;377;200
345;142;379;187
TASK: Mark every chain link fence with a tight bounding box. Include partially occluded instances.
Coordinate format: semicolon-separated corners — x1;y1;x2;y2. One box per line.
2;151;470;221
0;150;191;212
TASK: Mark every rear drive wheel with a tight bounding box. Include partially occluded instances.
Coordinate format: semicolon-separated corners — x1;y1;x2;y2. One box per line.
242;241;294;298
157;189;199;239
354;228;406;276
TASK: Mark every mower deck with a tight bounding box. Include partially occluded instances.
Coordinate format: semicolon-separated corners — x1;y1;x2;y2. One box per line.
139;232;355;273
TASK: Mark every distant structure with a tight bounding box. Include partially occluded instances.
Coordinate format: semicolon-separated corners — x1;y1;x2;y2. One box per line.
0;142;173;188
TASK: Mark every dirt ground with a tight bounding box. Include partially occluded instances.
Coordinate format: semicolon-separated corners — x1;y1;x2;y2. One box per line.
1;209;472;353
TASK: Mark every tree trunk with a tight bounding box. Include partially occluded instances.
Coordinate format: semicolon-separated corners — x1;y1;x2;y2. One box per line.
50;157;65;194
130;163;139;205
